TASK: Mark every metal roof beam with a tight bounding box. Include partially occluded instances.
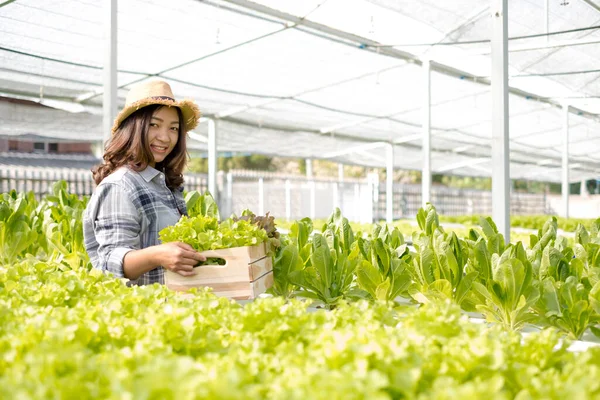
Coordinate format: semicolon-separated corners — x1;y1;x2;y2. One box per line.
393;133;422;145
221;0;418;60
0;0;18;8
221;0;597;120
319;89;489;134
219;114;600;170
467;37;600;55
216;63;407;119
76;25;292;103
423;4;490;52
583;0;600;13
217;116;600;173
435;157;489;173
322;141;388;159
452;145;476;153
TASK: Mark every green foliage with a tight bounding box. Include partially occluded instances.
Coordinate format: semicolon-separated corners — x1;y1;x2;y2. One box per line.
159;215;268;252
321;207;355;255
184;190;220;219
287;233;359;309
0;182;89;268
471;243;540;331
187;154;275;173
356;243;412;302
535;276;600;339
354;224;412;302
5;260;600;398
416;203;441;236
42;181;90;269
8;184;600;397
234;210;281;256
275;210;413;305
478;216;506;256
440;214;598;233
288;217;314;264
9;182;600;351
270;244;302;298
438;174;492;190
408;204;476;308
268;218;313;298
0;190;40;264
163;191;285;258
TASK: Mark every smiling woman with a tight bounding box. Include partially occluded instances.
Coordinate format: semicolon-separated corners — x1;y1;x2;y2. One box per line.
83;80;207;286
148;107;181;167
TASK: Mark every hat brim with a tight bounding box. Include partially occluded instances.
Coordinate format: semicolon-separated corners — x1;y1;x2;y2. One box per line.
111;98;201;135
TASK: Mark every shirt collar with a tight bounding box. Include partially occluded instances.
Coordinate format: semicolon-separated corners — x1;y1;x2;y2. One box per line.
138;166;161;182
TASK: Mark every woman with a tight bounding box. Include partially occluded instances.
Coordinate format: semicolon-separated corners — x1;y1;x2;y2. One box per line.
83;80;206;285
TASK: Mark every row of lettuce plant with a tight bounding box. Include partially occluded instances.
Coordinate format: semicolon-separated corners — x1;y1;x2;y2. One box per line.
439;213;597;233
0;182;88;268
272;204;600;340
4;185;600;397
3;183;600;339
5;257;600;398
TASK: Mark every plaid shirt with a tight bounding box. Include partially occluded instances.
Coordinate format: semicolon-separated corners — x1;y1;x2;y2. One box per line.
83;166;187;285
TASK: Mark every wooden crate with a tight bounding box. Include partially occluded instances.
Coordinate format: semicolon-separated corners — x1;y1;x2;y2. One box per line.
165;242;273;300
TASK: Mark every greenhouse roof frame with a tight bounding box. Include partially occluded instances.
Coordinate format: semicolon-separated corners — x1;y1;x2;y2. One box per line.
0;0;599;185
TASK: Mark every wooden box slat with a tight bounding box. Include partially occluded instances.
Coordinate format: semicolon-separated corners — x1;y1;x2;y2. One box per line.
165;242;273;300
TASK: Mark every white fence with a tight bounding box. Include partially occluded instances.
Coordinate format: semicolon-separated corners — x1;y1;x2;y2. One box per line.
220;174;373;222
0;167;95;198
373;183;550;219
0;166;207;199
1;166;555;221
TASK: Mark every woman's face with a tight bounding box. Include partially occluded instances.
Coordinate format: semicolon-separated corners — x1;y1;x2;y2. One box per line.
147;106;179;167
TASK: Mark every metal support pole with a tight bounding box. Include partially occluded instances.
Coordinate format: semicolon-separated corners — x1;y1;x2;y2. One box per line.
422;59;432;207
285;179;291;220
491;0;511;241
309;180;316;219
545;0;549;42
386;144;394;223
581;179;588;198
258;177;264;215
333;182;339;210
103;0;117;148
338;163;344;213
305;158;313;178
354;183;360;222
207;119;218;200
226;172;233;218
562;104;570;218
367;176;374;223
369;172;380;202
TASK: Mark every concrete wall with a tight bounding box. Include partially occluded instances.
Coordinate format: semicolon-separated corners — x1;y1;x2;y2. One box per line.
57;142;91;153
8;140;34;152
2;139;91;154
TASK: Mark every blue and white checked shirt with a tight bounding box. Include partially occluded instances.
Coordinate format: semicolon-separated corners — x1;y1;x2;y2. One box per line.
83;166;187;285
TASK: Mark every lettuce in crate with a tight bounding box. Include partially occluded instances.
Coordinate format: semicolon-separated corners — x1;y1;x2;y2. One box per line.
233;210;281;256
158;191;276;265
159;215;267;263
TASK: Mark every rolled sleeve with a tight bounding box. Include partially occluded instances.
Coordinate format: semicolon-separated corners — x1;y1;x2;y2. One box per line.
91;183;141;277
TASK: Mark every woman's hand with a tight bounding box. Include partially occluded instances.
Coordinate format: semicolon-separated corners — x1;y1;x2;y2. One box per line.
157;242;206;277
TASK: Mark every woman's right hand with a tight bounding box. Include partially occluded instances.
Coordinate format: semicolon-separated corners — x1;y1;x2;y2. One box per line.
157;242;206;277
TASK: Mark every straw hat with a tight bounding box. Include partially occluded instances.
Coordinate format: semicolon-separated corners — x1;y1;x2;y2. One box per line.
111;80;201;134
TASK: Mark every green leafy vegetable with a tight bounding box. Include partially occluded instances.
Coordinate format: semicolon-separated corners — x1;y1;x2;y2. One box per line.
159;215;268;252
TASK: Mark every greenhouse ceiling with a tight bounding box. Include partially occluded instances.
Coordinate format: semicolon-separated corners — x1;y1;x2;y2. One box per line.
0;0;599;183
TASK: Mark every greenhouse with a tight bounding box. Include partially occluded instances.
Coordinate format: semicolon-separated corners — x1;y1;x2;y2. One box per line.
2;0;600;398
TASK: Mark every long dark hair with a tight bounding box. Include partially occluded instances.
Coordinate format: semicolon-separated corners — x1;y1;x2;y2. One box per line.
92;104;187;189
